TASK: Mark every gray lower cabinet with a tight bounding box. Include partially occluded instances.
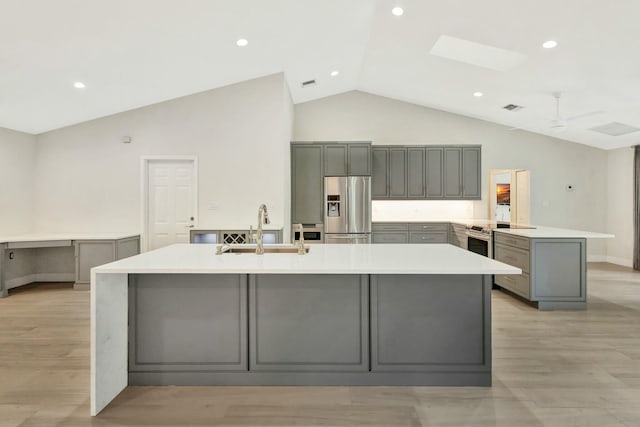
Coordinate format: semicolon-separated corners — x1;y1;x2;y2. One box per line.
75;236;139;284
128;272;492;386
493;232;587;310
448;223;468;249
190;229;283;245
371;274;491;372
292;144;324;224
249;274;368;372
128;274;248;372
373;223;448;244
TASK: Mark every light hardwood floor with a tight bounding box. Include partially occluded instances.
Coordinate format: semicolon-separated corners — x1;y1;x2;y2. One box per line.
1;263;639;426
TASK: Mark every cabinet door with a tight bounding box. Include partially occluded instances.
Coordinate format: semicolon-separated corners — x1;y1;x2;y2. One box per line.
348;144;371;175
407;147;425;198
371;148;389;199
443;147;462;198
388;148;407;198
292;144;324;224
425;148;444;198
324;144;348;176
462;147;481;199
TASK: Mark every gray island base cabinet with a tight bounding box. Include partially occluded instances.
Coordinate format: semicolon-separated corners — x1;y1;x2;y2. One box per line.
493;232;587;310
127;273;492;387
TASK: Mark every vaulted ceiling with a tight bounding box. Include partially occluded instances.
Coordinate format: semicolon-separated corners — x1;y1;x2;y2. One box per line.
2;0;639;149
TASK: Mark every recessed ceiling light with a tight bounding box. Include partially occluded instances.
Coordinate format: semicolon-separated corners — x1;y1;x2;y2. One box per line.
542;40;557;49
236;38;248;47
73;82;86;89
473;92;483;97
330;70;339;77
391;6;404;16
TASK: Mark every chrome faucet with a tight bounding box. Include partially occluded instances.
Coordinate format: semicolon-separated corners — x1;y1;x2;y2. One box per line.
249;204;270;255
293;223;305;255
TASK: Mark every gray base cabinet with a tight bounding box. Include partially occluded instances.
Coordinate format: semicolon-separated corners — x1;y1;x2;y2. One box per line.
75;237;140;285
448;223;467;249
128;272;491;386
250;274;368;372
493;232;587;310
373;223;448;244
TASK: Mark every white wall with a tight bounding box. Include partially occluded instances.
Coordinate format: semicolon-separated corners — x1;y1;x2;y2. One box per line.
0;127;36;236
34;73;292;238
606;147;634;266
294;91;609;258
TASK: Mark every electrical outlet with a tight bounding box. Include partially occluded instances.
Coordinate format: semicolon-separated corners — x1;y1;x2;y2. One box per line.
9;251;14;260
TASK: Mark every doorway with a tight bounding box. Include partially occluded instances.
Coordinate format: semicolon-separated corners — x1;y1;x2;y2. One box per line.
488;169;530;225
141;156;198;251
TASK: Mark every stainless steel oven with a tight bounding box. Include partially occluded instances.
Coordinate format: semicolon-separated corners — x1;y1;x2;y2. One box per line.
292;224;324;244
465;226;492;258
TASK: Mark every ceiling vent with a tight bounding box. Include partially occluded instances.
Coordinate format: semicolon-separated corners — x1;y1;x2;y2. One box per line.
301;79;316;88
503;104;524;111
589;122;640;136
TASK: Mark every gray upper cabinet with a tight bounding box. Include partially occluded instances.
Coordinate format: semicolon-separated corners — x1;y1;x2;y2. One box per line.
324;144;348;176
388;148;407;198
462;147;481;199
426;148;444;198
348;144;371;175
444;147;462;198
407;147;426;198
372;147;389;198
324;143;371;176
291;144;324;224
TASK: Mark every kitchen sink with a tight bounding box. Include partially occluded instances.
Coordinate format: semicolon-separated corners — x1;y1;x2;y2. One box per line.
217;245;309;255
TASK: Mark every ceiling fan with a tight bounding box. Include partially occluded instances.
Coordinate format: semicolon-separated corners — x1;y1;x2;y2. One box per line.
509;92;604;132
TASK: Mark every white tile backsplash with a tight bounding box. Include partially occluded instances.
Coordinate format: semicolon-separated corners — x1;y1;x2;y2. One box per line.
372;200;476;221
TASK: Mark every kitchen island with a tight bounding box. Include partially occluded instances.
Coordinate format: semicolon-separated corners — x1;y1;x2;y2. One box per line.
493;226;613;310
90;243;520;415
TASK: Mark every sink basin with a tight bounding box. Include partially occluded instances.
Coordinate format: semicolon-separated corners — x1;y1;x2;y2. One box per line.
218;245;309;254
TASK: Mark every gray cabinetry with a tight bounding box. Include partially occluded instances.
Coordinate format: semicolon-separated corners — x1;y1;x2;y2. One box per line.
324;144;348;176
324;143;371;176
372;147;389;198
373;223;448;244
190;229;282;244
75;236;140;285
348;143;371;175
493;232;587;310
448;223;467;249
128;274;248;373
407;147;426;198
372;223;409;243
371;274;490;372
292;144;324;224
462;147;481;199
250;274;369;372
372;145;480;200
444;147;462;198
426;148;444;198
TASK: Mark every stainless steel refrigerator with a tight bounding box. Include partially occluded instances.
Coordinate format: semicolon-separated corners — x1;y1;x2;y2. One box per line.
324;176;371;244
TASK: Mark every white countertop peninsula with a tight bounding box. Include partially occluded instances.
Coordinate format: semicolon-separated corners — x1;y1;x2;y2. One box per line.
91;243;520;416
493;226;614;239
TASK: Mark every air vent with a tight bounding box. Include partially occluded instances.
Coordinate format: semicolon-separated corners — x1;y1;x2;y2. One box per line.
589;122;640;137
301;79;316;88
503;104;524;111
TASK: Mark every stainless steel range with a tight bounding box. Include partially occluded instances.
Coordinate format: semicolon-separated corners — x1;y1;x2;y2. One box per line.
465;225;493;258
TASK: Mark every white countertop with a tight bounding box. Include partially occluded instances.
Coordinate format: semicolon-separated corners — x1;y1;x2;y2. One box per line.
493;226;614;239
93;243;521;275
0;232;139;243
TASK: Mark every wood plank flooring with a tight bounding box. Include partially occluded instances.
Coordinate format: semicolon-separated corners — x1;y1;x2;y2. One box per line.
1;263;639;426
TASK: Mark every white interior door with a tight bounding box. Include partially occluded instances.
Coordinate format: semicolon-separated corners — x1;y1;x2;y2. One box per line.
147;160;196;250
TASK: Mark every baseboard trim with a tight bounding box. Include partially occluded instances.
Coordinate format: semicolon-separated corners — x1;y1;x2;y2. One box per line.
605;256;633;268
587;255;607;263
